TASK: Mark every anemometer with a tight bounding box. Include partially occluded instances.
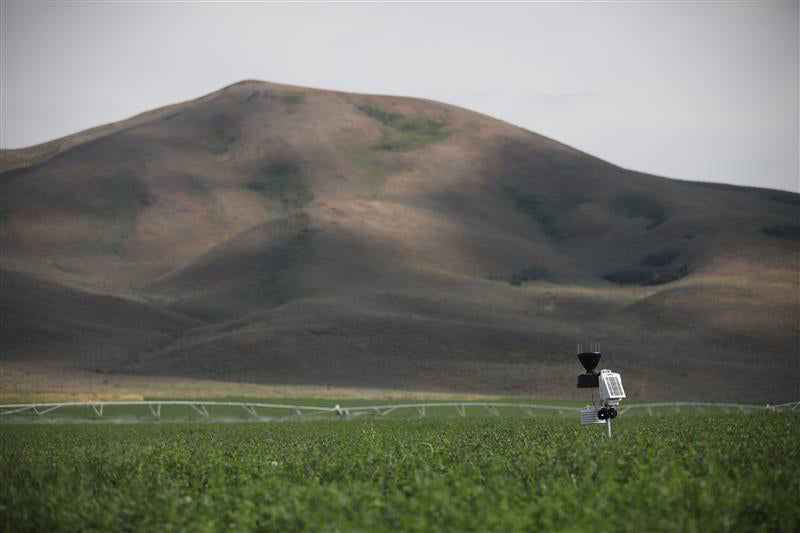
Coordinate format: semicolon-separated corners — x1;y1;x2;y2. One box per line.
576;344;625;437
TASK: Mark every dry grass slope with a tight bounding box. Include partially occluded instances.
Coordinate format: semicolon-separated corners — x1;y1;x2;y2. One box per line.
1;80;797;403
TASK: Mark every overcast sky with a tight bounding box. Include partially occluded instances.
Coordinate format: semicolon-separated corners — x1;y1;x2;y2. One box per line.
1;1;798;192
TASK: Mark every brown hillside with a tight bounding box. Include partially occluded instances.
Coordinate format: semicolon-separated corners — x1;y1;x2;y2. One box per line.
1;80;797;402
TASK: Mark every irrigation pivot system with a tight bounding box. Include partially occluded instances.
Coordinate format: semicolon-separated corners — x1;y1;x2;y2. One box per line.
1;400;797;422
0;401;575;420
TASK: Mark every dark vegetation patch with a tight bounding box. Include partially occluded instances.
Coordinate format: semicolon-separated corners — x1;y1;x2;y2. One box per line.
559;193;587;209
611;194;668;230
49;171;151;256
247;158;313;210
265;229;312;271
686;181;745;192
372;126;448;152
178;115;241;155
641;249;679;268
0;135;110;185
259;91;305;106
603;264;688;286
350;148;406;195
358;105;402;125
760;224;800;240
508;266;552;286
282;93;305;105
0;164;34;186
252;225;315;307
151;217;314;320
0;144;63;181
358;105;449;152
4;134;117;186
162;110;185;121
60;171;151;220
240;91;260;105
768;192;800;206
209;121;239;154
164;174;207;197
1;121;161;192
504;187;560;240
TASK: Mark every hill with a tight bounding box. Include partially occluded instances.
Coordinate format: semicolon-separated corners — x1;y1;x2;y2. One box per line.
1;80;797;402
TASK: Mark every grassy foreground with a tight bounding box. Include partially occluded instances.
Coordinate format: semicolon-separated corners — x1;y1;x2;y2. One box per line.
2;414;798;532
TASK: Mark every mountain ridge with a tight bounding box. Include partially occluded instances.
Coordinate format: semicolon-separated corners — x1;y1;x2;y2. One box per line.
1;80;797;402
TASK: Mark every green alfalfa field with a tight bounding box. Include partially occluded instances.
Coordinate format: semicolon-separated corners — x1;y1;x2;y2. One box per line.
2;412;798;532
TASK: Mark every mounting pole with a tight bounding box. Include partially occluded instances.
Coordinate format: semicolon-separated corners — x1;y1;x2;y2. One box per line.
607;418;612;438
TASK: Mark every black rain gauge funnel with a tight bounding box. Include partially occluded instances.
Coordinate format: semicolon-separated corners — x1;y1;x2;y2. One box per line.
578;351;600;373
576;344;601;388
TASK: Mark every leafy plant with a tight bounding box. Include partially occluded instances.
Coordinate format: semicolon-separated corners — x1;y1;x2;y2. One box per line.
1;414;797;532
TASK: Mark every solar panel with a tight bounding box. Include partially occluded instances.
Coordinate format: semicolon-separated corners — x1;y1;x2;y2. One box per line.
607;376;624;397
598;372;625;400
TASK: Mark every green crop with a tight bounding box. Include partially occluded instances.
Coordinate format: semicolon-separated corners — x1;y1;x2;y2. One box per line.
1;414;798;532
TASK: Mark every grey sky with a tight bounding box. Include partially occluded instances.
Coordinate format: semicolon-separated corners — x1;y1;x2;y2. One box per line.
1;1;798;192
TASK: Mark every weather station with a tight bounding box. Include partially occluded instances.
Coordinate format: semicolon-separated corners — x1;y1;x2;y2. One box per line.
576;344;625;437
